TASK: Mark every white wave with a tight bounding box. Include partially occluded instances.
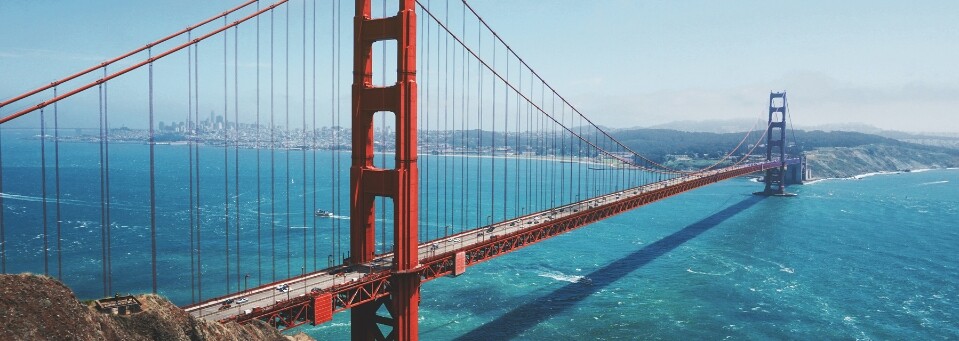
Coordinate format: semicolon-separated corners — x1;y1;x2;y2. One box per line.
686;268;734;276
919;180;948;186
851;171;898;179
538;270;585;283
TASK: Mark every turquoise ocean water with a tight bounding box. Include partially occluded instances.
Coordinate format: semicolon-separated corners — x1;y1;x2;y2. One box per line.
1;129;957;339
303;168;959;340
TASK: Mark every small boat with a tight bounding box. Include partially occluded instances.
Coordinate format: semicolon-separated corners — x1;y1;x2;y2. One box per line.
315;209;333;217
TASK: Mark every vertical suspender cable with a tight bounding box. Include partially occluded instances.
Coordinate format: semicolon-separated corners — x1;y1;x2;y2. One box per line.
502;43;508;219
41;107;49;276
194;44;203;302
577;111;582;202
301;0;308;275
513;63;519;216
330;0;337;264
427;0;433;239
439;1;445;235
525;72;531;213
423;0;431;240
475;16;482;229
104;70;113;295
514;62;520;216
256;2;263;286
532;82;538;209
439;4;446;236
422;0;428;240
596;123;601;195
434;2;442;238
335;0;343;262
187;38;196;302
535;80;540;209
327;1;340;266
270;7;277;281
234;26;242;289
98;81;106;296
54;88;63;280
579;116;593;199
559;103;565;204
223;15;232;294
550;93;556;209
285;1;292;278
148;48;158;293
445;1;452;235
539;81;544;209
490;31;496;224
460;4;467;233
311;0;318;270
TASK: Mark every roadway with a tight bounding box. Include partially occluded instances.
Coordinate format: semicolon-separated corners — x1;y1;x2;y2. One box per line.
185;163;767;322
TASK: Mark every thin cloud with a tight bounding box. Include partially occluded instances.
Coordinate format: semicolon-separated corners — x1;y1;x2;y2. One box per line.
570;73;959;134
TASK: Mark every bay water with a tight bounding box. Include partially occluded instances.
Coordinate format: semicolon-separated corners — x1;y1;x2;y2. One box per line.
305;169;959;340
1;129;957;339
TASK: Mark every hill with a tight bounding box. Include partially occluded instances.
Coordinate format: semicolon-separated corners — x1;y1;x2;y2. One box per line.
608;128;959;178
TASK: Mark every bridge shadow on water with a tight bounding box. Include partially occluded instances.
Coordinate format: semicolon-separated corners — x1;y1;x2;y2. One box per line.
454;195;766;340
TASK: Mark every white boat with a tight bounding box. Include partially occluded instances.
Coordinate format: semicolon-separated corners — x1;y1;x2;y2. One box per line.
315;209;333;217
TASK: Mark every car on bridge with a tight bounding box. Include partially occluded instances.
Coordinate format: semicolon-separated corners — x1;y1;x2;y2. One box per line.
235;297;249;304
275;284;290;293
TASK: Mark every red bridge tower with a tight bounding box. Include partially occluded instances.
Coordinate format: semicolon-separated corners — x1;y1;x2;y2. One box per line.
350;0;419;339
757;91;795;196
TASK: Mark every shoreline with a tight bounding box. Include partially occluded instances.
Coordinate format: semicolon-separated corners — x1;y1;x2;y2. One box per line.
804;167;956;185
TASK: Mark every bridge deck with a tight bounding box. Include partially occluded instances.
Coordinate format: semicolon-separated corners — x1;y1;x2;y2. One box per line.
184;161;790;326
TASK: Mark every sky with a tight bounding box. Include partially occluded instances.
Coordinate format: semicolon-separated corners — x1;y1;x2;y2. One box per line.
1;0;958;133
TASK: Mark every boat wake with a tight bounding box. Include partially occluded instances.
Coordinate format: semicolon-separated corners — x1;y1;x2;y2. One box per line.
0;192;97;207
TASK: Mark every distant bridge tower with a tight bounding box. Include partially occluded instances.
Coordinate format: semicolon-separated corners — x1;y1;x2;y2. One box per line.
757;91;795;196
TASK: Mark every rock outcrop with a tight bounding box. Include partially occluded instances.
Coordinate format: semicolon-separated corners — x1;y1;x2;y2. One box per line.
806;144;959;179
0;274;312;341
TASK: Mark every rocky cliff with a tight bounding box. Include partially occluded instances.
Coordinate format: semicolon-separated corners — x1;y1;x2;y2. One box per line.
0;274;313;341
805;144;959;179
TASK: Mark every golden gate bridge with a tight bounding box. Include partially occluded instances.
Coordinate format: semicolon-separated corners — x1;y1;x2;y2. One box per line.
0;1;803;339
